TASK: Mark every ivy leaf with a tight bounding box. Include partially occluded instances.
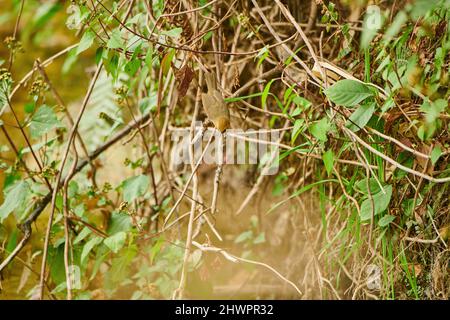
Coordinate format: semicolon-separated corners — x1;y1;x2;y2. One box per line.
76;30;95;55
346;102;376;132
0;181;30;222
360;185;393;221
322;149;335;176
309;117;331;142
104;231;127;253
123;175;149;203
29;105;61;138
324;79;373;107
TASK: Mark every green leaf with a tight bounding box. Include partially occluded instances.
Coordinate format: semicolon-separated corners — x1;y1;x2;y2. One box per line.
76;30;95;55
123;175;150;203
268;179;338;214
0;181;30;222
29;105;61;138
62;47;78;74
309;117;331;142
255;46;269;67
104;231;127;253
322;149;335;176
324;79;373;107
33;3;62;29
383;11;407;43
73;227;92;245
107;29;124;49
125;57;141;76
291;119;304;144
430;146;442;165
139;93;157;115
292;95;312;110
253;232;266;244
109;245;137;283
261;79;275;109
161;27;182;39
420;99;447;124
161;49;175;75
360;185;393;221
378;214;396;227
235;230;253;244
345;102;376;132
290;107;301;118
355;178;382;195
361;6;384;49
48;243;65;285
108;211;132;235
81;236;103;264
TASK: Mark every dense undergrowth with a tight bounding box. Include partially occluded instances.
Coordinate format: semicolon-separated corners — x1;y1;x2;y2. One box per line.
0;0;449;300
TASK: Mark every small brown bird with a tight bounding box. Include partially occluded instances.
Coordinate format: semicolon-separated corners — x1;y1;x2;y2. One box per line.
201;71;230;132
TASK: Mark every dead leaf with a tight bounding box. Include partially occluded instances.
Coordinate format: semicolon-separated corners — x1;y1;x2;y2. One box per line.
175;64;195;98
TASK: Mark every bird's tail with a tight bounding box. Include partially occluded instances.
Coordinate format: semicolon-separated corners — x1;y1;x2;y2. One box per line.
204;71;217;92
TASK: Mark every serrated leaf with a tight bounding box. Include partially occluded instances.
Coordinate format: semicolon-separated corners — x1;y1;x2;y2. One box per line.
29;105;62;138
0;181;30;222
123;175;149;203
345;102;376;132
324;79;373;107
107;29;123;49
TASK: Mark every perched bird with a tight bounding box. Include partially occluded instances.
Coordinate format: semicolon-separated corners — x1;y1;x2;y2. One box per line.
201;71;230;132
